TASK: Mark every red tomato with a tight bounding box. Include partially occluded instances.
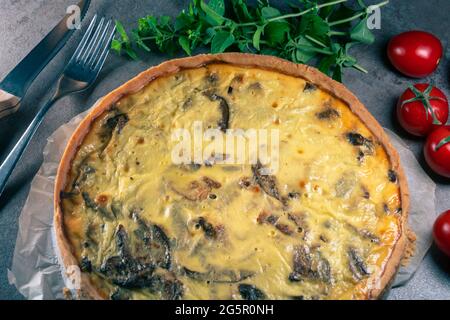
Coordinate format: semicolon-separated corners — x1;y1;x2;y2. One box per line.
388;31;443;78
397;84;448;137
433;210;450;257
424;126;450;178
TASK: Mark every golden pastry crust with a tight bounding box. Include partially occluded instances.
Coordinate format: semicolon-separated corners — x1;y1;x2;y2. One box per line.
54;53;409;300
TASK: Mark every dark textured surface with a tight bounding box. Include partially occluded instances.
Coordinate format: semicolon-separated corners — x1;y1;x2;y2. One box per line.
0;0;449;300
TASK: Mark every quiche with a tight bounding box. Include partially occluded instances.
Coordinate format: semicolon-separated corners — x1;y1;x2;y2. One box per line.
54;53;409;300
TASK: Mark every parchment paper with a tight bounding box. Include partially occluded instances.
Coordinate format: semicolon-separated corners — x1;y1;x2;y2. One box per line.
7;106;437;299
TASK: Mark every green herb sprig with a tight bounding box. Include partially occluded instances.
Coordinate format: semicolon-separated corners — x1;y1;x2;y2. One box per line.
111;0;389;82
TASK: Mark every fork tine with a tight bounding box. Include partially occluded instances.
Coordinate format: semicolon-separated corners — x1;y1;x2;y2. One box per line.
72;15;98;63
93;24;116;72
79;17;105;63
87;19;112;68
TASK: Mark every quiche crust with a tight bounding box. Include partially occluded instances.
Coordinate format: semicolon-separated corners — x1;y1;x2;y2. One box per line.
54;53;409;300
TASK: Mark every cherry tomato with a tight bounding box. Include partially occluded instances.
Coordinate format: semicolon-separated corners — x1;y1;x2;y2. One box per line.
388;31;443;78
397;84;448;137
433;210;450;257
424;126;450;178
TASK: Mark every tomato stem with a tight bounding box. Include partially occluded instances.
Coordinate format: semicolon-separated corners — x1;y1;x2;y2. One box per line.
436;136;450;151
401;84;444;125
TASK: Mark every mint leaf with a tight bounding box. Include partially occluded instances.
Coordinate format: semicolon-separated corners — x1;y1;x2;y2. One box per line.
113;20;138;60
300;13;330;44
201;0;225;26
124;46;138;60
175;12;195;31
357;0;367;9
261;7;281;20
139;16;158;35
350;18;375;44
319;0;340;19
116;20;130;43
237;41;253;53
294;36;318;63
211;31;235;53
328;4;356;28
111;0;388;82
203;27;217;44
179;36;192;55
265;21;289;46
318;54;337;74
333;65;343;82
231;0;253;21
137;17;151;36
132;30;151;52
159;16;171;27
111;39;122;53
261;48;279;56
208;0;225;16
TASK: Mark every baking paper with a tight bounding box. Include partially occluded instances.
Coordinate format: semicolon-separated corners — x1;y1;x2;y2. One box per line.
384;129;437;287
7;108;437;299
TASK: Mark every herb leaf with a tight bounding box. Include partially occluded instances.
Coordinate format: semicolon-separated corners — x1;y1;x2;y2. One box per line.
112;0;389;82
201;0;226;26
179;36;192;55
211;31;235;53
209;0;226;16
112;20;138;60
350;18;375;44
292;36;322;63
265;21;289;46
261;6;282;19
300;12;330;44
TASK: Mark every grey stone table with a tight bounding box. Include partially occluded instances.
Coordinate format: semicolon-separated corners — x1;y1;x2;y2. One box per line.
0;0;449;300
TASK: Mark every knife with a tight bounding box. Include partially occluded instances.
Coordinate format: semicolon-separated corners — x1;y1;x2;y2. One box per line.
0;0;90;118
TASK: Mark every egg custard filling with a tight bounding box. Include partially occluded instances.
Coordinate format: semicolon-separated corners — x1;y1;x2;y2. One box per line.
59;63;404;300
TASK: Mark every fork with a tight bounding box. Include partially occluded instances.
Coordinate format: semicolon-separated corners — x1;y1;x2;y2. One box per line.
0;15;116;196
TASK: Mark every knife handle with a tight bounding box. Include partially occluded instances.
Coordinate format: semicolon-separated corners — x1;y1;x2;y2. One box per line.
0;89;21;119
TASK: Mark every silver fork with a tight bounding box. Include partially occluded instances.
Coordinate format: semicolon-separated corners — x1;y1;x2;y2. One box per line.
0;15;116;196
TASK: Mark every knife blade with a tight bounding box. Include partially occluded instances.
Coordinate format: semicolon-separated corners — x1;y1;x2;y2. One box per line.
0;0;90;118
